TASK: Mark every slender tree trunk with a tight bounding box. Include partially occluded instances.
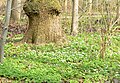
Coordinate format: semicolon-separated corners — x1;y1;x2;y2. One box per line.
88;0;92;29
0;21;2;35
64;0;68;13
67;0;72;15
115;0;120;24
11;0;21;23
0;0;12;63
71;0;79;36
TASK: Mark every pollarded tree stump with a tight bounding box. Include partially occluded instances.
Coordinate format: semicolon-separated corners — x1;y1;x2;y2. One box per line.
23;0;66;44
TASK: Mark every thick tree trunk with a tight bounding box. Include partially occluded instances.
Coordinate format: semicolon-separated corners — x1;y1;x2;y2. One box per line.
23;1;66;44
24;13;64;44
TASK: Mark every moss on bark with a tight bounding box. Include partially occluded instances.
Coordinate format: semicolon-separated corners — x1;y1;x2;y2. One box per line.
23;0;61;16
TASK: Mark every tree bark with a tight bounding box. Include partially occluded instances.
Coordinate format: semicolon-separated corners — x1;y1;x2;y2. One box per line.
88;0;92;29
64;0;68;13
0;0;12;63
11;0;21;23
115;0;120;24
71;0;79;36
23;0;66;44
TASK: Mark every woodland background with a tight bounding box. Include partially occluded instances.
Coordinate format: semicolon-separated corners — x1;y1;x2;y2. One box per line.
0;0;120;83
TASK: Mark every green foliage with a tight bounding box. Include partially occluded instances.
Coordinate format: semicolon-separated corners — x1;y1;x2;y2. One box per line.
0;33;120;82
70;80;79;83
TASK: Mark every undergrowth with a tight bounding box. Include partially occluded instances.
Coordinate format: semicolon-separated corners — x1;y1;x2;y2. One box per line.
0;33;120;83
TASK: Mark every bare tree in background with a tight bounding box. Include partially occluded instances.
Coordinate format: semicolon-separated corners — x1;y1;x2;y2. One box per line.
0;0;12;63
71;0;79;36
64;0;68;13
11;0;22;23
88;0;92;29
115;0;120;24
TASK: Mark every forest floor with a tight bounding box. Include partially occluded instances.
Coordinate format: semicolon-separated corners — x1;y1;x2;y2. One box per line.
0;13;120;82
0;31;119;83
